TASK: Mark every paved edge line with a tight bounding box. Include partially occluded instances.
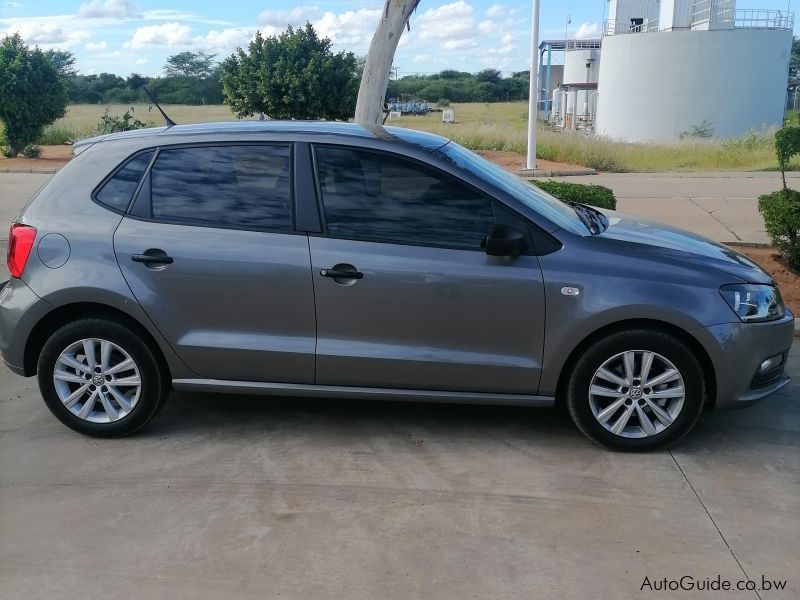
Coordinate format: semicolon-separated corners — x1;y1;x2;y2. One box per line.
0;168;59;174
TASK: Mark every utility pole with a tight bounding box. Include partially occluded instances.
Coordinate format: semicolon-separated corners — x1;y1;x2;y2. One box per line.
526;0;540;170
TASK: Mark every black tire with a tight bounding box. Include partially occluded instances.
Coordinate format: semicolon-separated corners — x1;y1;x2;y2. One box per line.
565;329;705;451
37;318;169;437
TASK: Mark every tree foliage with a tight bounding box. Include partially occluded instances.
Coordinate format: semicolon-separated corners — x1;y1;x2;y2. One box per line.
775;125;800;190
387;70;529;103
164;51;217;79
220;23;358;120
0;33;68;157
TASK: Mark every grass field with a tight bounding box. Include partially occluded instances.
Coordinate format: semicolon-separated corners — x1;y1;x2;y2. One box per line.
2;102;790;173
391;102;789;172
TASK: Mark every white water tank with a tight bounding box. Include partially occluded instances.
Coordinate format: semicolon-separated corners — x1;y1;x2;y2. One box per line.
595;28;792;141
563;49;600;85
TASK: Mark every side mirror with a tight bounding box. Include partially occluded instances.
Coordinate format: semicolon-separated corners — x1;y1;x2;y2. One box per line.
482;224;526;257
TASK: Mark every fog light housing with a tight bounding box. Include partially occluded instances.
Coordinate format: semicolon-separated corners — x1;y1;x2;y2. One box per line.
759;354;782;373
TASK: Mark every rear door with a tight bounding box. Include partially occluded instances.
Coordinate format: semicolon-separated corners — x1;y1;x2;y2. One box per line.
113;143;316;383
308;145;546;394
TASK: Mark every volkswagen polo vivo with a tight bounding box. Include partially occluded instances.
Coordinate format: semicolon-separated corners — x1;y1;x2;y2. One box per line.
0;122;793;450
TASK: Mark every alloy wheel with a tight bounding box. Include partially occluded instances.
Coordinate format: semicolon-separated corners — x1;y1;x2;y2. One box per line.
53;338;141;423
588;350;685;439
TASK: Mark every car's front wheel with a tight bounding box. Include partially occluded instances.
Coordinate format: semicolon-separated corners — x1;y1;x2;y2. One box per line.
37;318;168;437
566;329;705;451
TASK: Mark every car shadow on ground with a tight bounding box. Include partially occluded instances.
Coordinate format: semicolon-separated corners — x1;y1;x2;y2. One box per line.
138;373;798;455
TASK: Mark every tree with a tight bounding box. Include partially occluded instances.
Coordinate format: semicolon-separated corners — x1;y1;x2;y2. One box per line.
0;34;68;157
126;73;147;90
220;24;358;120
355;0;420;124
475;68;502;85
164;51;216;79
44;49;77;78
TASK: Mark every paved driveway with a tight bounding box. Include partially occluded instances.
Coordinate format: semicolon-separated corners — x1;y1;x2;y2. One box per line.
0;350;798;599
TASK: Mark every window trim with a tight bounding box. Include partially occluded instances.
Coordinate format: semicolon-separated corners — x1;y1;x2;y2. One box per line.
310;143;504;253
91;148;157;215
124;141;302;236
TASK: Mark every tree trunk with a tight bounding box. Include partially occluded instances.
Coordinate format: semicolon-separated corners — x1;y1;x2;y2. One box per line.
354;0;420;125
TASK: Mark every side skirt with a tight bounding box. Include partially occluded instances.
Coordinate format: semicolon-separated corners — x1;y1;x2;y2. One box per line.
172;378;555;407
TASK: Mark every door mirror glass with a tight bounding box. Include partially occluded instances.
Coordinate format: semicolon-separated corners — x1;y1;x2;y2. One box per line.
482;224;526;256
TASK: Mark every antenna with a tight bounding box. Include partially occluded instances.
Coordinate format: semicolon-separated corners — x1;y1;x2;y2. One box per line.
142;86;176;128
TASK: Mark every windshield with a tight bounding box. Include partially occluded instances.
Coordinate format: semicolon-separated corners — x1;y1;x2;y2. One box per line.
437;141;590;235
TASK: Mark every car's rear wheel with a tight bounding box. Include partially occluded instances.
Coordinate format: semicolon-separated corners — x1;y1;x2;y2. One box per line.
37;318;168;437
566;329;705;451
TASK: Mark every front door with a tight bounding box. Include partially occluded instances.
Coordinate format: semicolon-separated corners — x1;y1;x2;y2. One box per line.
309;145;546;394
114;143;316;383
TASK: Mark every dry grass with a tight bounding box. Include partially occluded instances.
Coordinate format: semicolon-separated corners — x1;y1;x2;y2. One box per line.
2;102;789;173
391;102;789;173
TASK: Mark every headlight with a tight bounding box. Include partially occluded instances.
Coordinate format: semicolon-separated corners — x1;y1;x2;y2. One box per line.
719;284;784;322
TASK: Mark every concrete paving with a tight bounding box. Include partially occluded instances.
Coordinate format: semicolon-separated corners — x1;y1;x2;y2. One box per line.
0;350;797;599
1;171;799;598
539;171;800;244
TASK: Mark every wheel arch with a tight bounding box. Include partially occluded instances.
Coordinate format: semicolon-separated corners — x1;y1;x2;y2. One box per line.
23;302;173;380
554;318;718;409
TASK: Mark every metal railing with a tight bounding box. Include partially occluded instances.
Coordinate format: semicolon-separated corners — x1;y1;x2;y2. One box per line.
602;19;660;36
604;6;793;35
734;9;794;29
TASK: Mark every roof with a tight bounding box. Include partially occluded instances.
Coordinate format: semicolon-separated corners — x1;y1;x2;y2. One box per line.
72;120;451;155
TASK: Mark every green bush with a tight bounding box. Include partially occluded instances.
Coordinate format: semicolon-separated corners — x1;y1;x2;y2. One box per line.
758;189;800;269
95;108;152;134
21;145;42;158
775;125;800;190
437;98;450;107
532;180;616;210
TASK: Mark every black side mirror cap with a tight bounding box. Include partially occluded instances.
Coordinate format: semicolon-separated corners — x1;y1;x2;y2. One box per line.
482;224;526;257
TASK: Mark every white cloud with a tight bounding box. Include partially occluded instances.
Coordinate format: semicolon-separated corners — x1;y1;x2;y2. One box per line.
77;0;140;19
125;21;192;47
486;4;505;18
478;19;500;35
134;56;147;64
442;38;478;51
199;27;254;53
2;20;90;48
124;22;253;55
500;33;514;45
417;1;476;50
574;22;600;39
257;6;319;29
84;40;106;51
96;50;120;58
314;8;380;47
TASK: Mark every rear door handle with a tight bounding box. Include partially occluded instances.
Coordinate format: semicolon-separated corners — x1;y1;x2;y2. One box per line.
132;249;174;265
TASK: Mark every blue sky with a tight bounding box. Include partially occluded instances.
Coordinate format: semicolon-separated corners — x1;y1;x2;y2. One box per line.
0;0;795;76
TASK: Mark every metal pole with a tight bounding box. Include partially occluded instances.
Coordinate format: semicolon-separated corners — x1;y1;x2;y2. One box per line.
526;0;540;170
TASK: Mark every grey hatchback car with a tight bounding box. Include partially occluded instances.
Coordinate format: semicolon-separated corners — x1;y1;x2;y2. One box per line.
0;122;794;450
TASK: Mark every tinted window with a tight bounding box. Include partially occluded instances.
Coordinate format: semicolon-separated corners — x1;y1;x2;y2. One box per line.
150;145;292;231
96;151;153;212
315;147;495;248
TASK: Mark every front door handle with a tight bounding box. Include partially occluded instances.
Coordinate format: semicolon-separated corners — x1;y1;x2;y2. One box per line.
320;265;363;280
132;249;174;265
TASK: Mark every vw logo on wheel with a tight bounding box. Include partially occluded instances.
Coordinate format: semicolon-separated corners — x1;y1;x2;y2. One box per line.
630;388;643;400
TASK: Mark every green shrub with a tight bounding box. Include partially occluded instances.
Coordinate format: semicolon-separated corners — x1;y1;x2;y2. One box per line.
758;189;800;269
775;125;800;190
37;124;85;145
532;180;616;210
21;145;42;158
95;108;152;134
437;98;450;107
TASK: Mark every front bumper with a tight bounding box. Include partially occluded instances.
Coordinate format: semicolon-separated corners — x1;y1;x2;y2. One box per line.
694;311;795;410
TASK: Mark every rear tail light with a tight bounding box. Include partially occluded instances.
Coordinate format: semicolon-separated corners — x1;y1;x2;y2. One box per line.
7;224;37;278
